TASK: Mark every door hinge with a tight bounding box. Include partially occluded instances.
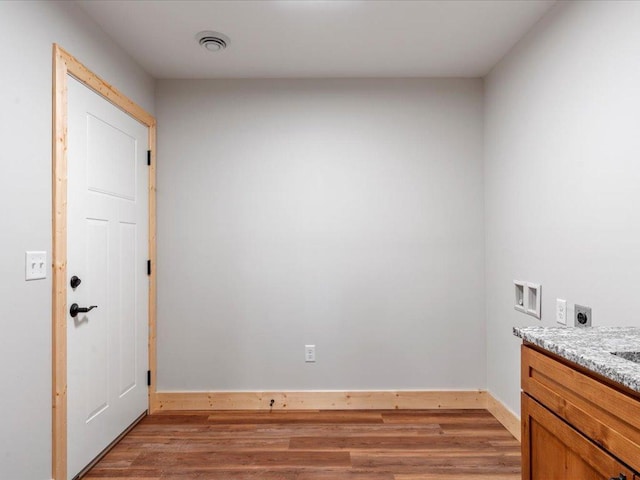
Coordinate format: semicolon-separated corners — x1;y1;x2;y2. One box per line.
147;259;151;276
147;370;151;386
147;150;151;166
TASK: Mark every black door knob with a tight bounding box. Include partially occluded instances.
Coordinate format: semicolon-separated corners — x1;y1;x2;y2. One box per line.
70;276;82;289
70;303;98;318
610;474;627;480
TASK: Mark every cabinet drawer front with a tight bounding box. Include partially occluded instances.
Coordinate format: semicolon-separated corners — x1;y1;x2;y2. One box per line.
522;345;640;473
522;393;635;480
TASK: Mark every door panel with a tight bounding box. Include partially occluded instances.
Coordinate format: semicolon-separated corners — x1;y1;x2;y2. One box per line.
118;221;138;396
85;218;109;422
66;76;149;479
87;113;137;200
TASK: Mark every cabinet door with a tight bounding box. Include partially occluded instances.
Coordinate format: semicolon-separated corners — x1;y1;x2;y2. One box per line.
522;393;636;480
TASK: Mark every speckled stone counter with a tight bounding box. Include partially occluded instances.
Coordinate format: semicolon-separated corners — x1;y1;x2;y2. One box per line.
514;326;640;394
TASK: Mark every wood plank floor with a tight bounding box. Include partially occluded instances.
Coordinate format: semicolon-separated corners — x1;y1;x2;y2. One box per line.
84;409;521;480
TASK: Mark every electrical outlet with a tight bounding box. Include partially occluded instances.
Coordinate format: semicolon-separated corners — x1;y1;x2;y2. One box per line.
556;299;567;325
574;304;592;327
305;345;316;363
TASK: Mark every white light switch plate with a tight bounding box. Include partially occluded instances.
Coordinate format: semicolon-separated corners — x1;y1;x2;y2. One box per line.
26;251;47;280
556;299;567;325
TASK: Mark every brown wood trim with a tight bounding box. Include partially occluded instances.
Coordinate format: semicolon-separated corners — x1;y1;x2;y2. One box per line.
52;43;69;480
55;46;155;127
52;43;156;480
153;390;487;411
154;389;521;442
486;392;521;441
148;124;158;414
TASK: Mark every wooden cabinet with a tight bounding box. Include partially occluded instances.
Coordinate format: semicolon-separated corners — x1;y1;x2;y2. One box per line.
521;344;640;480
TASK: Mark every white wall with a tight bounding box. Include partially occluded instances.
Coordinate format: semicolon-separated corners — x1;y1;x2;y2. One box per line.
11;0;634;473
156;78;485;392
485;0;640;416
0;1;154;478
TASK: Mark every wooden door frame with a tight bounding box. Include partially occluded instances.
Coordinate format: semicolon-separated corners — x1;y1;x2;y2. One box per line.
52;44;157;480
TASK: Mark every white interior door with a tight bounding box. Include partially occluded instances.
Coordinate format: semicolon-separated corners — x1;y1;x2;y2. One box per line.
66;76;149;479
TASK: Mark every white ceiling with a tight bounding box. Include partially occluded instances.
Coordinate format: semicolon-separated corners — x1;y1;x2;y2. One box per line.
77;0;556;79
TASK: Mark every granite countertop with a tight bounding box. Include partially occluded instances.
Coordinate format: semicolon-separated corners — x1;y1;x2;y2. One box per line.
514;326;640;393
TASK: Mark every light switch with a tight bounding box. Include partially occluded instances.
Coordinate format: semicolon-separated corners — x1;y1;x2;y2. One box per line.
26;251;47;280
556;299;567;325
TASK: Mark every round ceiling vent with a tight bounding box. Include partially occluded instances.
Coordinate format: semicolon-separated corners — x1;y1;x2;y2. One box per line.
196;31;230;52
